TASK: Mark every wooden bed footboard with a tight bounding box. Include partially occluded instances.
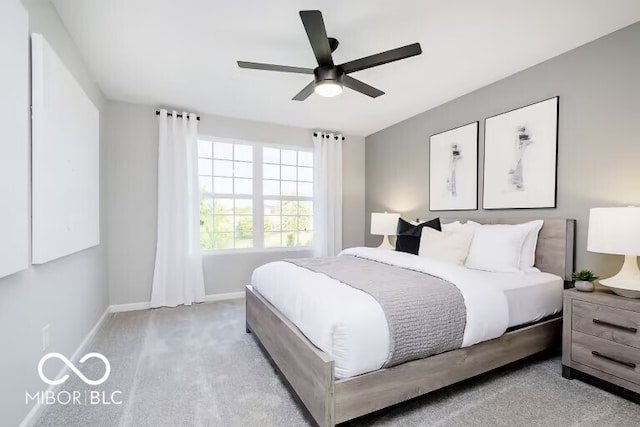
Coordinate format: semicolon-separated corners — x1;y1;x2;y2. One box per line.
246;285;562;427
246;285;335;426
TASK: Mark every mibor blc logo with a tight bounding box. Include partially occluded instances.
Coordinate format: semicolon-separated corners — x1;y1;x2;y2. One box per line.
38;352;111;385
26;352;122;406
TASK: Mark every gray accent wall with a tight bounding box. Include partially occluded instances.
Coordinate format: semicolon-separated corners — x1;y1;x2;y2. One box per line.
106;101;365;305
0;1;109;425
365;21;640;277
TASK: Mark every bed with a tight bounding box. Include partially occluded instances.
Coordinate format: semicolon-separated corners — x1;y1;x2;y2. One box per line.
246;218;575;426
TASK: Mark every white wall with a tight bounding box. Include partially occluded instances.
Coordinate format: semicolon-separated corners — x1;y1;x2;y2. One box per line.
106;100;365;304
0;1;109;426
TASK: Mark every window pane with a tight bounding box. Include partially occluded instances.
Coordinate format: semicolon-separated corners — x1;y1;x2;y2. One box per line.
235;199;252;215
213;160;233;177
283;231;297;247
199;176;212;193
298;151;313;167
198;158;212;176
214;215;233;232
198;140;212;158
235;216;253;238
234;178;253;195
281;181;297;196
282;149;296;165
263;164;280;180
298;167;313;182
298;216;313;231
299;182;313;197
213;142;233;159
200;232;213;250
282;216;298;231
282;200;297;215
213;232;234;249
234;144;252;161
264;199;281;215
233;161;252;178
298;201;313;215
200;202;213;231
264;216;281;231
282;165;297;181
298;231;313;246
264;232;281;247
263;147;280;164
263;180;280;196
213;177;233;194
213;199;233;215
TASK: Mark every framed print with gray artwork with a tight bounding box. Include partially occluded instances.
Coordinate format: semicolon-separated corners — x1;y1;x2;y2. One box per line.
429;121;478;211
483;96;559;209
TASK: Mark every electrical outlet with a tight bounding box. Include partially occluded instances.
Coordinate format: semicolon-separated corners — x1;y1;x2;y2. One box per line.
42;324;50;351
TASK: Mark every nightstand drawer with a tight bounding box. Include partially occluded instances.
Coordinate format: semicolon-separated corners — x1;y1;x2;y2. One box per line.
572;331;640;385
572;299;640;349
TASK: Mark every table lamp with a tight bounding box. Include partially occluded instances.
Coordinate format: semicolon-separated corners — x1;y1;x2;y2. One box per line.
371;212;400;250
587;206;640;298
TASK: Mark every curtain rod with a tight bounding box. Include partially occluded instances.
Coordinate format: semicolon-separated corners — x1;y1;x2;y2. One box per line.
313;132;345;141
155;110;201;121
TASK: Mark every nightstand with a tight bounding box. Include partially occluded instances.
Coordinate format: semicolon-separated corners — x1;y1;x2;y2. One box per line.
562;288;640;402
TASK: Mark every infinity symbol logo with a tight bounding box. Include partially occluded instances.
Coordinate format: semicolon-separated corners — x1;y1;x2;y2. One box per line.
38;353;111;386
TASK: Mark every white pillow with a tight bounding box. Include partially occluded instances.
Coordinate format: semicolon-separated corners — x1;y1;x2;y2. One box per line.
517;220;544;270
465;224;529;273
419;227;475;265
441;220;481;233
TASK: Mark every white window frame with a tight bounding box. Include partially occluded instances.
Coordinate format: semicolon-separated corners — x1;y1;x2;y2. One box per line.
198;135;314;254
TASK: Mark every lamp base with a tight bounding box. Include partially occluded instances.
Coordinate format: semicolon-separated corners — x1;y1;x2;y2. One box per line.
376;235;395;250
599;255;640;298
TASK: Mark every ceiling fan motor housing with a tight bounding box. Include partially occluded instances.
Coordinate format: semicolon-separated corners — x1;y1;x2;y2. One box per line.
314;66;344;85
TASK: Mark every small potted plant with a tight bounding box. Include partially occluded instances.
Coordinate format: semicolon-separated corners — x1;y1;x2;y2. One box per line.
572;270;599;292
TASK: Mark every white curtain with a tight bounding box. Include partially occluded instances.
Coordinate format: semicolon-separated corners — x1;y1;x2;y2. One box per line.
313;132;343;257
150;109;205;308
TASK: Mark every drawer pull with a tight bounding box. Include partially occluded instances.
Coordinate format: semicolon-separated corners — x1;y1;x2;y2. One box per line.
592;318;638;333
591;351;636;369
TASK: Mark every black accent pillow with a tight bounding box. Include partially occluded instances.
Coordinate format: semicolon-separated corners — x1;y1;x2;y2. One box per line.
395;217;441;255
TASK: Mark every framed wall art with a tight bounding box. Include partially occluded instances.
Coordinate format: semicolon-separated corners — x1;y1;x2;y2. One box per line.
483;96;559;209
429;121;478;211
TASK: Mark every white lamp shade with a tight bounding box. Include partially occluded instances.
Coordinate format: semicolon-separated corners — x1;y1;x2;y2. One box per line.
371;212;400;236
587;207;640;256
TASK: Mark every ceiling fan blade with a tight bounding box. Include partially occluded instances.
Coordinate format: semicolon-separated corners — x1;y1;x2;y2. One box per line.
339;43;422;74
237;61;314;74
292;81;316;101
300;10;334;67
343;75;384;98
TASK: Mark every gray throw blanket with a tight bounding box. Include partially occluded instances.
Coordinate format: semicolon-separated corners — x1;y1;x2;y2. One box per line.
286;255;466;367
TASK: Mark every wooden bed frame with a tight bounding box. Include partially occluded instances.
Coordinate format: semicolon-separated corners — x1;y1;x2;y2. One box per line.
246;218;576;427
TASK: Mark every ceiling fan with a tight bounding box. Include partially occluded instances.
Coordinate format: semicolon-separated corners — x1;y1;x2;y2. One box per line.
237;10;422;101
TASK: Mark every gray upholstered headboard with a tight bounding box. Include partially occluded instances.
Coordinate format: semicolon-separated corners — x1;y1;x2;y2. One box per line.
438;218;576;281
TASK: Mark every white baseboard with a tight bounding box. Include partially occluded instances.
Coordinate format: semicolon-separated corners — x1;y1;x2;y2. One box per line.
109;301;150;313
19;306;111;427
203;291;245;302
109;291;245;313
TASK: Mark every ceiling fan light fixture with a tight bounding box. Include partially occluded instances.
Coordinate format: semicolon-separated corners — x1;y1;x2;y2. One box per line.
314;81;343;97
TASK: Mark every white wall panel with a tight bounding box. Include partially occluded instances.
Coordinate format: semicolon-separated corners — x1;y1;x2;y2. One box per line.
31;33;100;264
0;0;29;278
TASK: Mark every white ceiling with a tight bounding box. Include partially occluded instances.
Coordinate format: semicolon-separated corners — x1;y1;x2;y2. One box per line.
52;0;640;136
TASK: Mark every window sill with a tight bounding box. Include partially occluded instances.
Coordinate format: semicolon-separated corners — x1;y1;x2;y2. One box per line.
203;246;314;256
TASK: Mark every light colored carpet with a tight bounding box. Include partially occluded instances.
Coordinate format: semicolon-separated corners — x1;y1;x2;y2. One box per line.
36;299;640;427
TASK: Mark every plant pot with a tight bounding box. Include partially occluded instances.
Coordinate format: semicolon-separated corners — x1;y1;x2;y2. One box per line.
575;280;594;292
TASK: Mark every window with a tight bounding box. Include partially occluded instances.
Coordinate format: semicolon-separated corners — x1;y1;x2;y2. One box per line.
198;138;313;250
263;147;314;248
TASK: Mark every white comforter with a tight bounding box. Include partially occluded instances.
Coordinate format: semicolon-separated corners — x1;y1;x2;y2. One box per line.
252;247;553;378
